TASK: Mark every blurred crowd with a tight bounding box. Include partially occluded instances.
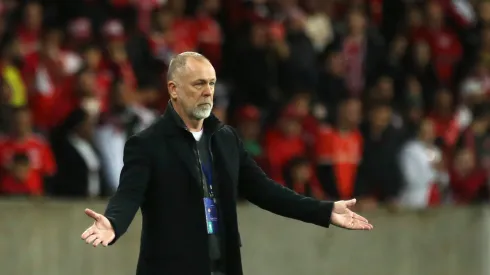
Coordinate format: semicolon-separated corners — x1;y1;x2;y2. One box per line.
0;0;490;211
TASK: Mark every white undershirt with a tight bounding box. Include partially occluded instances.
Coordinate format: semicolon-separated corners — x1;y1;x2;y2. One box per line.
191;129;204;141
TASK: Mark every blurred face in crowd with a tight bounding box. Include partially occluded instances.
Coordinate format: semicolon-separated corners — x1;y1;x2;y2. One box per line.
479;1;490;23
369;105;392;131
292;163;311;183
169;0;186;16
347;10;366;36
425;1;444;28
407;6;423;28
280;118;302;137
239;119;260;141
375;76;394;101
326;51;345;76
287;9;306;32
155;9;174;31
84;47;102;70
454;148;476;176
339;99;362;128
24;2;42;30
41;29;63;57
418;119;435;143
251;23;269;48
390;35;408;58
434;89;453;114
414;41;431;66
291;93;311;117
78;71;97;97
12;161;30;182
168;57;216;121
202;0;221;15
3;38;22;62
12;108;32;137
109;42;128;64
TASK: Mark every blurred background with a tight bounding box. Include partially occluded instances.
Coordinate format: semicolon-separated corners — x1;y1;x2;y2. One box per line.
1;0;490;274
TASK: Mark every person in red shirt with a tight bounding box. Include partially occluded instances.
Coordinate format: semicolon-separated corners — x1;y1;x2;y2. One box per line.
283;156;325;200
315;97;363;200
0;106;56;194
195;0;223;71
428;88;461;151
263;104;307;184
412;1;463;86
0;152;41;196
450;147;488;204
16;2;43;57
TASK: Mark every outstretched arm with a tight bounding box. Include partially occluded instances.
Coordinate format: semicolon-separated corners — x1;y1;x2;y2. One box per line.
103;135;150;244
235;131;334;227
235;130;373;230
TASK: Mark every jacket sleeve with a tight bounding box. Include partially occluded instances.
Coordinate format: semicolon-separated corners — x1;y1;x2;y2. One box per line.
104;135;150;244
235;130;334;228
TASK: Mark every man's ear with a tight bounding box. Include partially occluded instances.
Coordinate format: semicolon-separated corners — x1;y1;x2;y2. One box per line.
168;81;178;100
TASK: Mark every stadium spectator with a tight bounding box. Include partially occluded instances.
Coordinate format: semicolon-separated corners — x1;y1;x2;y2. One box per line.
315;97;363;200
355;102;404;209
450;147;489;204
50;108;108;198
264;104;306;184
0;106;56;195
283;156;325;200
0;152;40;196
398;118;448;208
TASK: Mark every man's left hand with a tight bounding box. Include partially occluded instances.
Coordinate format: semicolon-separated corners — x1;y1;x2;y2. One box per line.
330;199;374;230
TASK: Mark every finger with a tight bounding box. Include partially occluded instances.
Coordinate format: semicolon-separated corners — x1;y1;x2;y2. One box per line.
92;238;103;247
101;239;110;247
352;212;369;223
351;220;373;230
81;227;95;240
85;208;100;221
85;234;98;245
345;199;356;208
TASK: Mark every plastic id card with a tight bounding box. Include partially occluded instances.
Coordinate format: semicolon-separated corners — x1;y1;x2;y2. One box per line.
203;198;219;234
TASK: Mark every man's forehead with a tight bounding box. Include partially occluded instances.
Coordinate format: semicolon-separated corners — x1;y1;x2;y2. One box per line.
181;58;216;80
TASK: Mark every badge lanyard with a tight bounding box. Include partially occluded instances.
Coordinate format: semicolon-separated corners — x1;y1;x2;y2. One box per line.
202;163;218;234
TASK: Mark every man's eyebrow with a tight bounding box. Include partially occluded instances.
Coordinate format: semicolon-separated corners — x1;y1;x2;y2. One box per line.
192;78;217;83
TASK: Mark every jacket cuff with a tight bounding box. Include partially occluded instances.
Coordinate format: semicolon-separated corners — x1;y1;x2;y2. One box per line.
106;216;119;246
317;201;334;228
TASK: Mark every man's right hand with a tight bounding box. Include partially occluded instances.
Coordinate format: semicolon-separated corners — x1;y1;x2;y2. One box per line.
81;208;115;247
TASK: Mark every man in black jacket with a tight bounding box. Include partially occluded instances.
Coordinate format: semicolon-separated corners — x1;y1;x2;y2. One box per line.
80;52;373;275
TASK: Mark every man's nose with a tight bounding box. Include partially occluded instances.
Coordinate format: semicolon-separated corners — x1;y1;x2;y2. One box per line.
202;85;213;96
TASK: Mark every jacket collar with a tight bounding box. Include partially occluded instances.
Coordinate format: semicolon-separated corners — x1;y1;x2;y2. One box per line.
159;100;223;136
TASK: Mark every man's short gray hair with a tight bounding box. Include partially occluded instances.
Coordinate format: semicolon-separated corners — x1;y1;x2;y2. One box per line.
166;52;209;81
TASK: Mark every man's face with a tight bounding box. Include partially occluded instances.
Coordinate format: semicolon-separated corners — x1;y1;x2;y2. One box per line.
169;58;216;120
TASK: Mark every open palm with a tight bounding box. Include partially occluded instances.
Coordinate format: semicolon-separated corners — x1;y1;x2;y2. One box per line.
330;199;374;230
80;208;115;247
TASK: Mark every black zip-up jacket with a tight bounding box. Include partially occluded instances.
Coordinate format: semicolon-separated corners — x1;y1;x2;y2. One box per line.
104;102;334;275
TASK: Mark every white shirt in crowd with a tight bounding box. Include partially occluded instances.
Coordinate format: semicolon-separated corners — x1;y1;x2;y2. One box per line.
398;140;449;209
94;106;157;192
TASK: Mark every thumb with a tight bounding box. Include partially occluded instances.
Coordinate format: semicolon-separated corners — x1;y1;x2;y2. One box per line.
85;208;101;221
345;199;357;208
